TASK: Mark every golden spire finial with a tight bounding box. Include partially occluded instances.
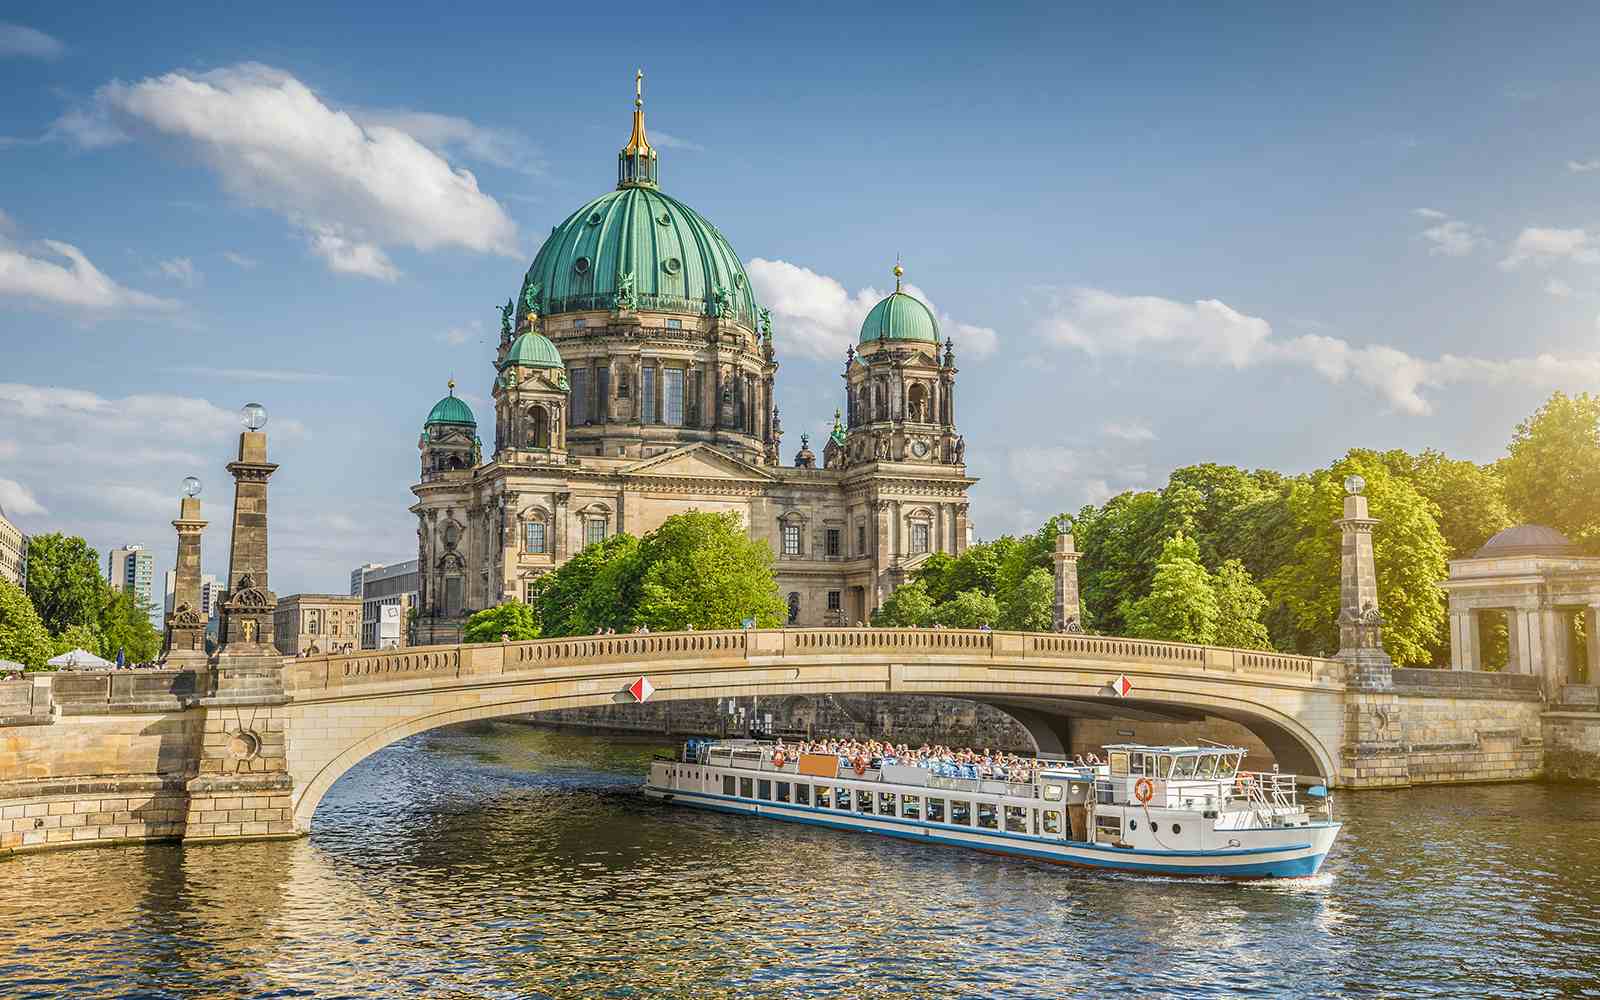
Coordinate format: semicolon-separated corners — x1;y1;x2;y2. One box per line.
893;255;904;292
447;377;456;394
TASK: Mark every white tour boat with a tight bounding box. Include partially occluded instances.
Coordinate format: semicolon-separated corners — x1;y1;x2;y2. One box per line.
646;740;1340;878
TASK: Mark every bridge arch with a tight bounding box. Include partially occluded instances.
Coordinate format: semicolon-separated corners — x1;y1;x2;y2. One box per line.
284;629;1347;830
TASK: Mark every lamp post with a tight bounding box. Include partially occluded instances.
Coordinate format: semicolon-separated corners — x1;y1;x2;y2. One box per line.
161;476;209;665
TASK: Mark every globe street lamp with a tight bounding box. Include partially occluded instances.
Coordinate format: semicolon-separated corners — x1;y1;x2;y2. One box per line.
182;476;202;498
240;402;268;431
1343;474;1366;496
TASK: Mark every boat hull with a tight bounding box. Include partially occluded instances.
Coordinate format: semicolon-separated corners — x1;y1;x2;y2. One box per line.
645;784;1338;879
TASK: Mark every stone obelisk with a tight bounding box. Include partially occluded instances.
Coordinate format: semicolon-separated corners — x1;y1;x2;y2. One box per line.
1333;475;1393;691
212;412;283;701
160;487;208;665
1052;525;1083;632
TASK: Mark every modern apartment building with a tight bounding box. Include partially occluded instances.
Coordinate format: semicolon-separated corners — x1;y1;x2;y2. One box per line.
355;559;420;649
106;544;156;611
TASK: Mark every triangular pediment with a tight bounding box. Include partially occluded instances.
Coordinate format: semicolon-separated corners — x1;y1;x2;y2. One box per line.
618;443;777;482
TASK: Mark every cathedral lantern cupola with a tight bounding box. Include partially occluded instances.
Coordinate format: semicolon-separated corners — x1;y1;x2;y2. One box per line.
494;315;569;461
420;381;481;476
618;69;659;190
840;262;962;468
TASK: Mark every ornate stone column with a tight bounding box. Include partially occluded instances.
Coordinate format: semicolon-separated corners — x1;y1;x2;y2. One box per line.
214;421;283;700
1507;608;1526;673
1334;475;1392;690
162;490;208;665
1587;606;1600;683
1052;528;1082;632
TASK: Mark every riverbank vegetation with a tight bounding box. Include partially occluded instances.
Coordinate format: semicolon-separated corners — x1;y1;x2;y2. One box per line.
0;533;162;670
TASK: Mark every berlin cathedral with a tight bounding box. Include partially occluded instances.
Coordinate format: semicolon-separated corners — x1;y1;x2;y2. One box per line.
411;77;977;640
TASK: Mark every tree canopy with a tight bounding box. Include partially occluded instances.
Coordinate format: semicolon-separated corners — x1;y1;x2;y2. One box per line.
0;578;53;670
25;534;105;638
1502;390;1600;549
463;601;541;643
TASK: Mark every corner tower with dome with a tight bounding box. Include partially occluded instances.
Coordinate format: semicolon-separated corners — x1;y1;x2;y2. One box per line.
409;76;978;641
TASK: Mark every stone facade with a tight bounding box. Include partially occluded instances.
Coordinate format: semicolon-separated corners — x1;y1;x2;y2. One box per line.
274;594;362;657
1544;685;1600;783
0;499;25;587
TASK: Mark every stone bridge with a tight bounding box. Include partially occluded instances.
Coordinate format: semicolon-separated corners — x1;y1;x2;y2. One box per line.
0;627;1551;856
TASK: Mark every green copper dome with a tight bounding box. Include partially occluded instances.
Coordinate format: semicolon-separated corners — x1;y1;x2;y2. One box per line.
518;186;760;330
501;330;565;370
859;290;940;346
424;388;476;428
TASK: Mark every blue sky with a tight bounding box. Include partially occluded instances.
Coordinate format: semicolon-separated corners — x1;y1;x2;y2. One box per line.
2;3;1599;597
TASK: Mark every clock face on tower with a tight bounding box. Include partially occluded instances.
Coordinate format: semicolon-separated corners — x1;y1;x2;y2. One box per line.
911;440;929;459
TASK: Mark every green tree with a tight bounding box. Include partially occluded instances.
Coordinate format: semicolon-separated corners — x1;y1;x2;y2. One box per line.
534;533;639;636
998;566;1056;632
1265;457;1448;665
872;579;935;627
0;578;54;670
98;590;162;664
629;511;785;631
1122;533;1220;644
1502;391;1600;548
1075;490;1166;635
462;600;541;643
931;589;1000;628
24;534;105;637
1210;558;1272;650
51;623;102;658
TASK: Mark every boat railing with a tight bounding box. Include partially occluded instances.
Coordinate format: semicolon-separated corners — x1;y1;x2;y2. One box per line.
1229;771;1301;814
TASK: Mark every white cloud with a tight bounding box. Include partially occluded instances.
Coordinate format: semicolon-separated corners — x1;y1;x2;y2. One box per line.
437;321;482;347
0;239;179;311
1567;159;1600;173
222;251;257;269
1005;445;1146;510
746;258;997;362
0;478;46;517
652;130;703;152
0;23;63;60
68;63;518;279
1416;214;1487;257
352;108;541;175
158;256;199;287
167;367;343;383
1034;287;1600;416
1102;421;1156;442
0;209;17;237
1499;226;1599;270
1546;278;1575;298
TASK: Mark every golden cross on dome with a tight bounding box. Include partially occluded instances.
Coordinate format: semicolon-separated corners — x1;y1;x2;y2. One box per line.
447;377;456;393
893;254;904;292
635;68;644;110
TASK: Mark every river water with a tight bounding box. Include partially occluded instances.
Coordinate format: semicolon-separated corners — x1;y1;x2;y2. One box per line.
3;722;1598;999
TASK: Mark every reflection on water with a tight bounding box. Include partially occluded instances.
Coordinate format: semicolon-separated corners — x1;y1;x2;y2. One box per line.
3;721;1598;998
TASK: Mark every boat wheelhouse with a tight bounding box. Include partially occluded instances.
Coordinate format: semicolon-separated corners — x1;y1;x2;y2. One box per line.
645;740;1340;878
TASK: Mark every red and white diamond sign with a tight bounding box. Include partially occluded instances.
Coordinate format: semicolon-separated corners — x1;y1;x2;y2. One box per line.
628;675;655;703
1111;674;1133;698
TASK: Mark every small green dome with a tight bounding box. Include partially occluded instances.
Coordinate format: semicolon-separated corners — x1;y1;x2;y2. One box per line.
425;389;476;428
859;291;940;346
518;186;760;330
501;331;565;370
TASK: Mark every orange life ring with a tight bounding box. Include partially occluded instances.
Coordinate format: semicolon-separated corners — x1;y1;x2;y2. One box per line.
852;754;867;776
772;751;787;769
1134;777;1155;804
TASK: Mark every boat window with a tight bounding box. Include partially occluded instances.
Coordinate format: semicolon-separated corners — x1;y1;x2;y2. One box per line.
796;783;810;806
1043;783;1063;802
723;775;736;796
1094;814;1122;841
926;798;945;823
951;800;971;826
1130;754;1147;777
1004;806;1028;834
879;791;896;815
1042;810;1062;835
776;782;791;803
740;777;753;798
1228;754;1244;777
1171;823;1182;835
1173;755;1199;779
1196;754;1220;779
977;804;999;830
856;790;873;814
1129;819;1138;831
758;780;772;800
1108;751;1129;777
836;787;851;810
815;786;831;808
902;795;921;820
1156;754;1174;779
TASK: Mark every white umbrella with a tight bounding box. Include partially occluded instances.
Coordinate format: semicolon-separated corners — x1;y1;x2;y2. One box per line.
47;648;113;670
